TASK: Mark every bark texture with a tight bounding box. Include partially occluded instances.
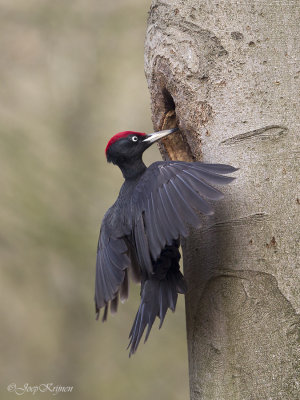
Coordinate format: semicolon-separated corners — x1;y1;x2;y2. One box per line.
144;1;300;399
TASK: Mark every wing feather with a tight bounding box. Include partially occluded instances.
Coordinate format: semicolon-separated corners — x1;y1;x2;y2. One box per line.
149;192;165;254
185;164;236;185
181;169;224;200
175;175;214;215
158;186;178;241
169;180;201;226
143;198;159;260
134;216;152;274
193;162;238;174
163;183;189;237
150;191;166;248
94;211;130;320
132;161;237;266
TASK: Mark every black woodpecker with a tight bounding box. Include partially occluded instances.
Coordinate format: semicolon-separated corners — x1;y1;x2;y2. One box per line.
95;128;237;356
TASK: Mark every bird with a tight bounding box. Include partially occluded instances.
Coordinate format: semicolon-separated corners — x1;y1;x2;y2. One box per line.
94;127;237;356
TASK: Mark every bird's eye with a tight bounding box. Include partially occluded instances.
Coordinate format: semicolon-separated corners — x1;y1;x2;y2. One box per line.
131;136;138;142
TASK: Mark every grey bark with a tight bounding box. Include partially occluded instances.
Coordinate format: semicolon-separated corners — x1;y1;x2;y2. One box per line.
144;1;300;399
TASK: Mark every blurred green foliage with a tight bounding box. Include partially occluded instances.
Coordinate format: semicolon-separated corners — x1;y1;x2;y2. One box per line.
0;1;189;399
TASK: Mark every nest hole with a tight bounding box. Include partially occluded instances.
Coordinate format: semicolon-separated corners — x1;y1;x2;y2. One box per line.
159;89;194;162
162;88;176;113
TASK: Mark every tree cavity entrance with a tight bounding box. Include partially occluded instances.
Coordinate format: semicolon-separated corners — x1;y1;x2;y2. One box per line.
159;89;194;162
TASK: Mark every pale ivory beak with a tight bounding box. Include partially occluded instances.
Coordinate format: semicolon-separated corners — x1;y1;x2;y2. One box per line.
143;128;178;143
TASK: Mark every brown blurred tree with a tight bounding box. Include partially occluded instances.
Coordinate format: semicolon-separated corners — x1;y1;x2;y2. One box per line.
144;1;300;399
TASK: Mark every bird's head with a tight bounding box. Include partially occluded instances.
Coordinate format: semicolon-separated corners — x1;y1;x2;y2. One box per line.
105;128;177;165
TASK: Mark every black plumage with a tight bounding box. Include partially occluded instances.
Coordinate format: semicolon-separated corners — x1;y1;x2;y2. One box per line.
95;128;237;356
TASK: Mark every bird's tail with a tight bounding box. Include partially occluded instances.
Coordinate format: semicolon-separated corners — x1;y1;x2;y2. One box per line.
128;244;187;356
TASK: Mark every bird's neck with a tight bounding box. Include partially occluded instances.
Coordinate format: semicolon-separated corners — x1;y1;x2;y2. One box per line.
118;157;147;180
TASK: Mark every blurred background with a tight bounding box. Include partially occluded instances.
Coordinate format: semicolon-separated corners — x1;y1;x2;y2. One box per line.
0;1;189;399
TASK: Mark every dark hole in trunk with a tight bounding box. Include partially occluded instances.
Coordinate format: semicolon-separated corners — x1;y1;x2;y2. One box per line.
162;88;176;113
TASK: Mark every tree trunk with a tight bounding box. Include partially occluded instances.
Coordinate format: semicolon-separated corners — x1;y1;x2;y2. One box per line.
144;1;300;399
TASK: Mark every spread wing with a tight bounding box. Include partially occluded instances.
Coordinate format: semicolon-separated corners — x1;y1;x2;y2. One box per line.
94;210;131;321
131;161;237;273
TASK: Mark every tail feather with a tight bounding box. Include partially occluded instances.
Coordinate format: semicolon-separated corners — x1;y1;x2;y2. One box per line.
128;269;187;356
